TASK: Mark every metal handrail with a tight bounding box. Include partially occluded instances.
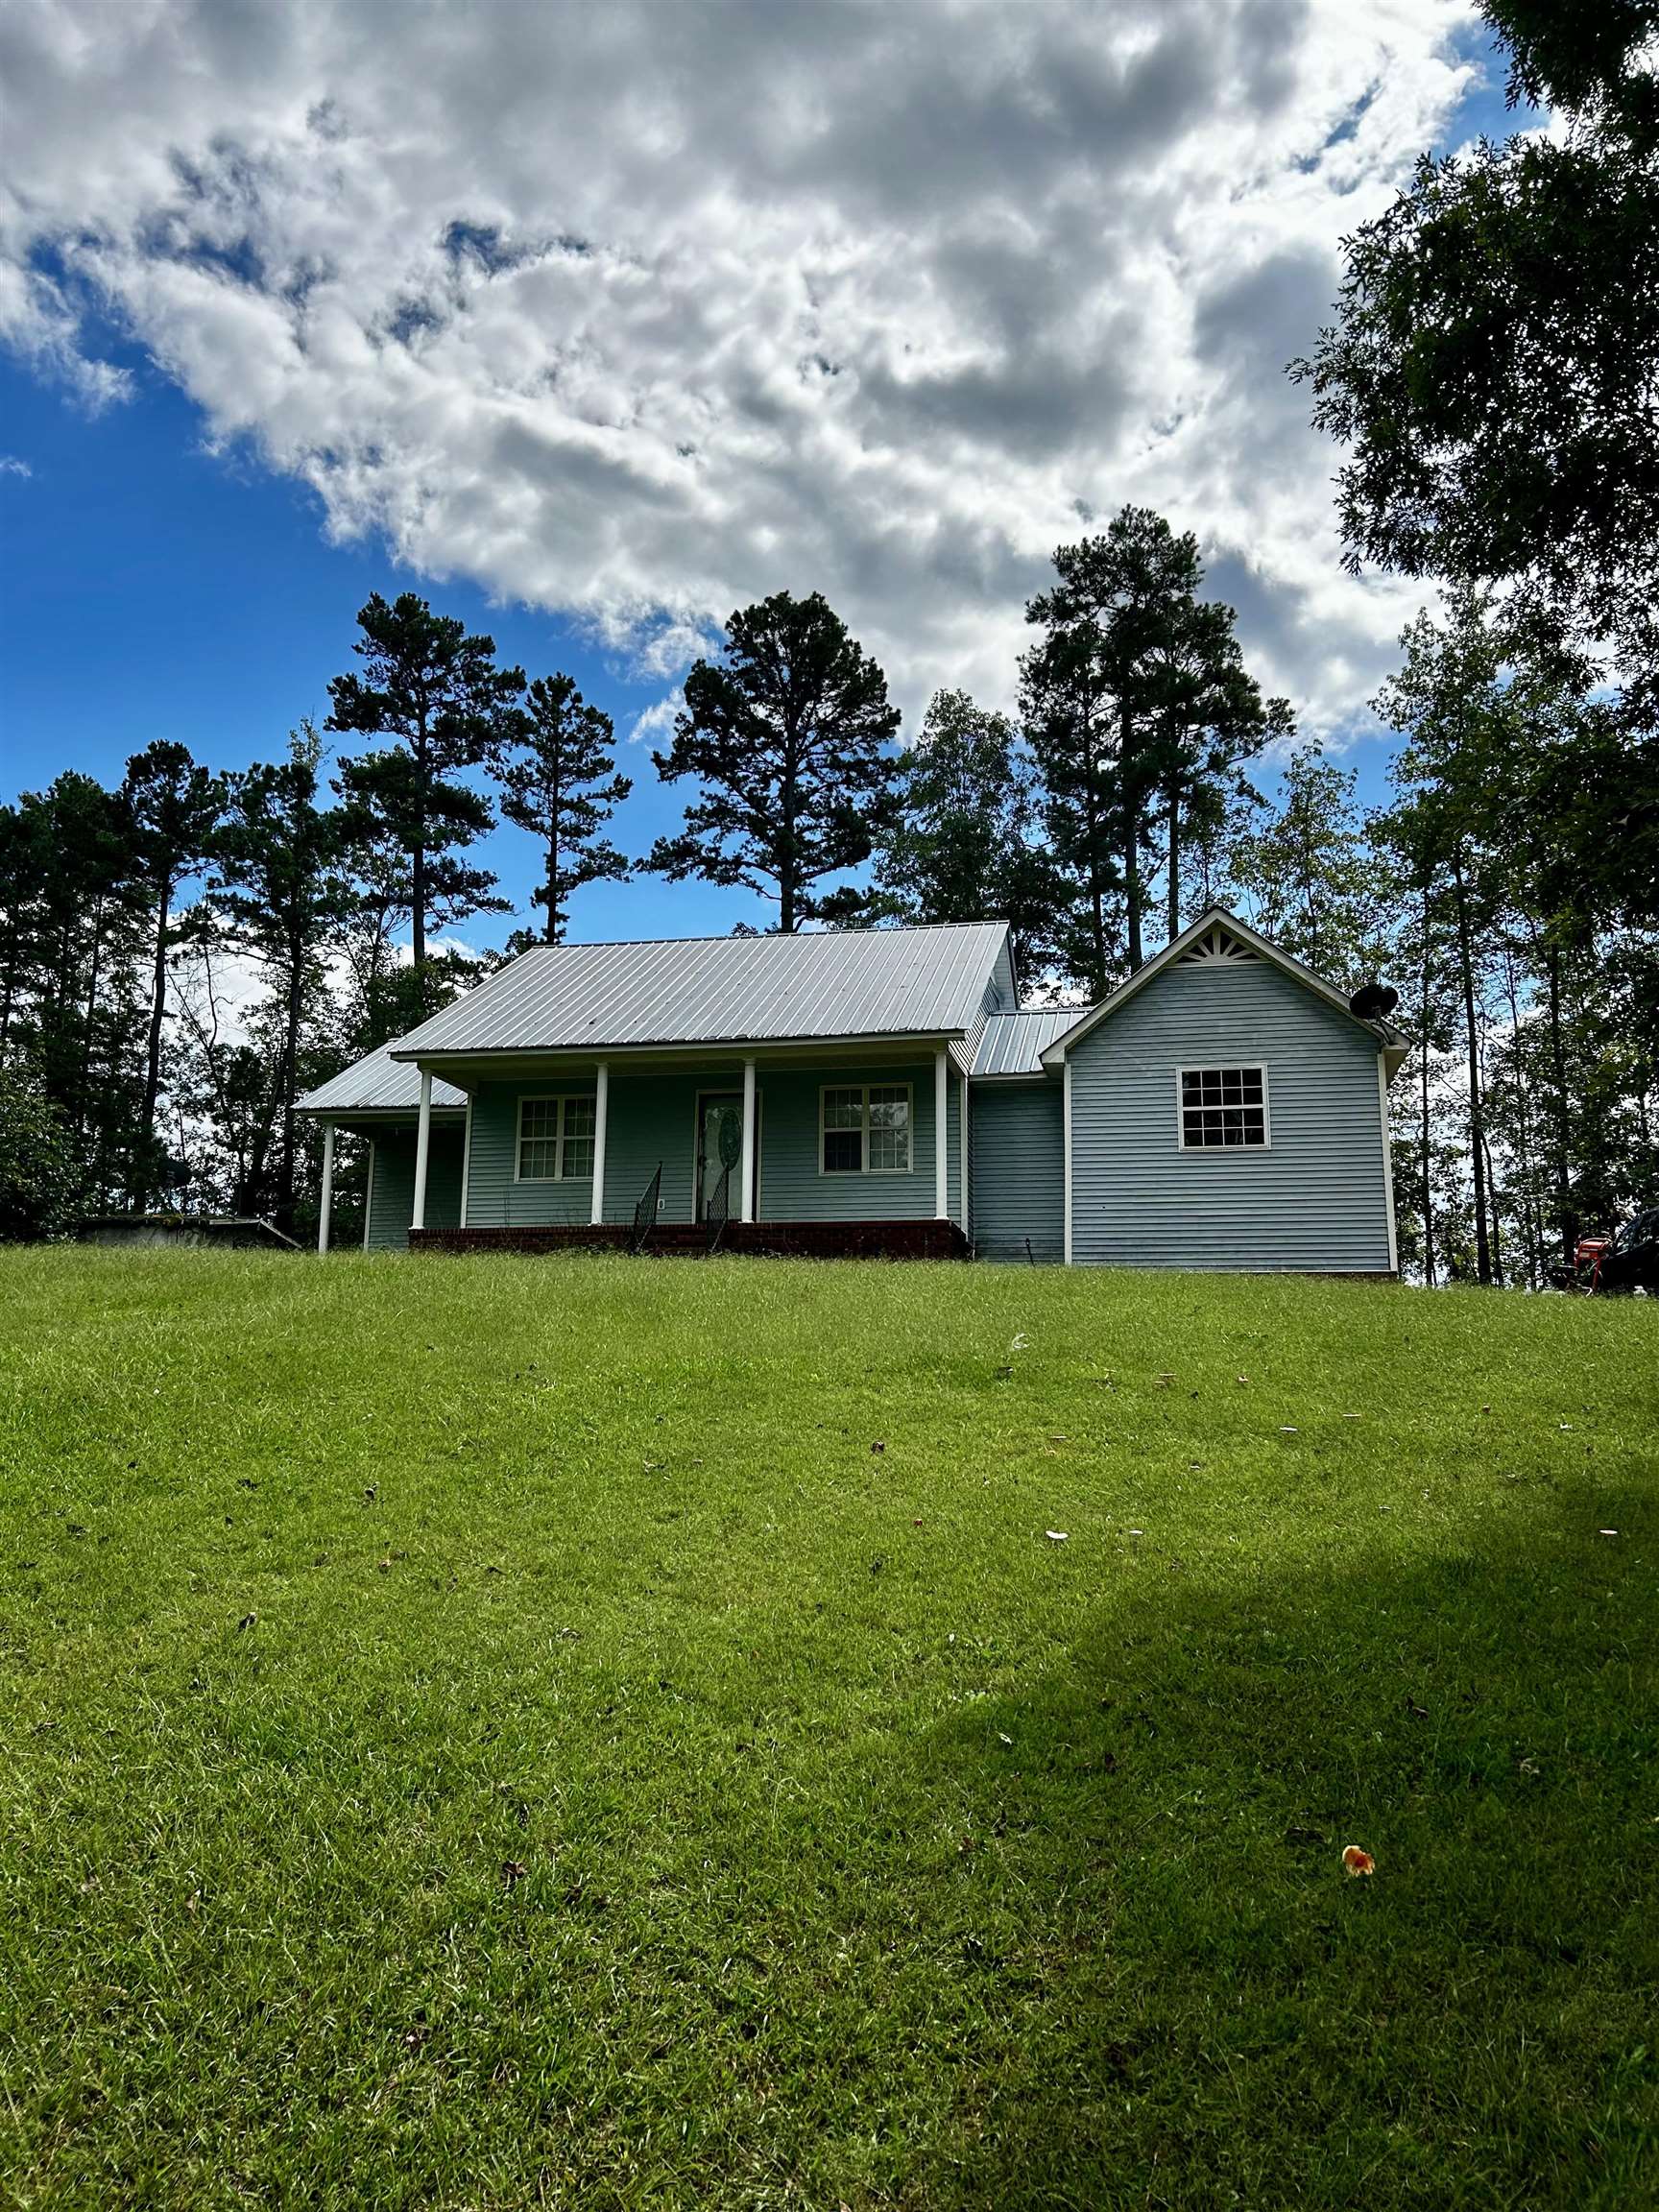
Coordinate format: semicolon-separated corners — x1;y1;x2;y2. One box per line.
705;1162;732;1253
630;1164;662;1255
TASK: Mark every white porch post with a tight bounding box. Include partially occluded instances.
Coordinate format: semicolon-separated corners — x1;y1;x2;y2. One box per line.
317;1120;336;1255
459;1095;473;1227
590;1060;610;1226
934;1046;950;1218
412;1070;432;1233
740;1056;757;1223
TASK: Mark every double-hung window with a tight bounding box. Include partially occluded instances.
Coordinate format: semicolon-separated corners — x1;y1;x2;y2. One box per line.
517;1094;597;1180
1178;1065;1268;1150
821;1083;912;1173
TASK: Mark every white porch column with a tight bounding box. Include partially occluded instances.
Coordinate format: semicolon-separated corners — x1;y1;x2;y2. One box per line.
459;1095;473;1227
934;1046;950;1219
412;1070;433;1233
740;1056;757;1223
317;1120;336;1255
590;1060;610;1225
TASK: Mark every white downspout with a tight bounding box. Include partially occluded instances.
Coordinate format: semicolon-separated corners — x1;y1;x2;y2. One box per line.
1378;1053;1398;1275
1063;1055;1073;1265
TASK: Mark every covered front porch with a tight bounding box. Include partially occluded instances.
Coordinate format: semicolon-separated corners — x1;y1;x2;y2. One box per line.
313;1037;972;1256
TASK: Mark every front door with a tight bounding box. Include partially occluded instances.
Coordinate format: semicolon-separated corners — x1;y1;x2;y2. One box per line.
696;1093;754;1221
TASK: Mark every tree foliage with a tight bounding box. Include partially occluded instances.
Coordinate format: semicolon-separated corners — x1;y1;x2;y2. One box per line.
494;674;631;944
1294;0;1659;712
647;591;901;932
874;689;1061;981
327;593;520;995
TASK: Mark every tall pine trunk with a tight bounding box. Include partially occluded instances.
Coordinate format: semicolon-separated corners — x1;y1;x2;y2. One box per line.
1419;896;1435;1287
1123;806;1143;972
140;869;172;1206
1545;939;1575;1262
1452;855;1493;1285
1166;785;1181;946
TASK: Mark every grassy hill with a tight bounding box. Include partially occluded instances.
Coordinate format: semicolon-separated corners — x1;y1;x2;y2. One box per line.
2;1249;1655;2208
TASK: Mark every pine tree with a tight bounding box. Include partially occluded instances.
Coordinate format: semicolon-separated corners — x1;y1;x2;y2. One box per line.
494;674;631;944
648;591;900;932
211;727;355;1229
327;593;521;1002
122;741;225;1207
874;689;1062;979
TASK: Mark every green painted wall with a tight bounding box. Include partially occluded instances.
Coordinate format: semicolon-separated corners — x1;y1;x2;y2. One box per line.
365;1126;465;1250
454;1060;965;1232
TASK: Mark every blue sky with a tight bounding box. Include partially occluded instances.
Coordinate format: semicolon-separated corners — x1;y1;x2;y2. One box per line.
0;3;1519;951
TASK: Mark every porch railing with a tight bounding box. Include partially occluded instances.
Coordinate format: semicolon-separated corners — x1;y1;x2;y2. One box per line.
705;1163;733;1254
630;1164;661;1255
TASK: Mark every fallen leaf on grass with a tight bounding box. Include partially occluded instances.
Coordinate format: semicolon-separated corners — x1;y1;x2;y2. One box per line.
235;1612;257;1632
1045;1529;1069;1542
871;1440;885;1455
998;1732;1014;1746
501;1860;527;1889
1340;1844;1375;1878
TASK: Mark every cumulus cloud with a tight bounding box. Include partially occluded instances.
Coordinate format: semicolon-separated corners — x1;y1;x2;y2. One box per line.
0;0;1476;731
627;687;685;751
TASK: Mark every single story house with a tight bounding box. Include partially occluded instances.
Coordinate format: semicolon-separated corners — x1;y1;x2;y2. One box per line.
297;906;1407;1271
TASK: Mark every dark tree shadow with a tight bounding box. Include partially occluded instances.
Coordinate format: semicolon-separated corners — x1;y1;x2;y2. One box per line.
885;1482;1658;2211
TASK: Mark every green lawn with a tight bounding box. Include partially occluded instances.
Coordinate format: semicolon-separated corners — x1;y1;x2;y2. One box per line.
2;1251;1656;2209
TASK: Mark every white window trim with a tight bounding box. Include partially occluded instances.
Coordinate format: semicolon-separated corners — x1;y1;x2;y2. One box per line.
818;1081;915;1176
1174;1062;1271;1152
515;1091;597;1183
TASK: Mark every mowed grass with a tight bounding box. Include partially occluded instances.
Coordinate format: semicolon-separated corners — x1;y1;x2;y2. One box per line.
1;1253;1656;2210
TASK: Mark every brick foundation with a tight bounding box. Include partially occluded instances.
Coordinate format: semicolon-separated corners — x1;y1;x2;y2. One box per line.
409;1218;970;1261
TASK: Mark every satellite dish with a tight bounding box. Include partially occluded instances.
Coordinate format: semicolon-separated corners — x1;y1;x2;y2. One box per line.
1349;981;1400;1022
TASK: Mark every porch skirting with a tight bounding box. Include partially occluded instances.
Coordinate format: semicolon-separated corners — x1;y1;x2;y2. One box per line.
409;1219;970;1260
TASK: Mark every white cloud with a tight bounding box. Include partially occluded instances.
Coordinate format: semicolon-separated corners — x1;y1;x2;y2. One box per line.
0;0;1477;732
0;453;32;476
627;687;685;751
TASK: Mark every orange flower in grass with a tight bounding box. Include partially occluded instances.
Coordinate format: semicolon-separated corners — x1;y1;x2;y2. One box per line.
1341;1844;1376;1878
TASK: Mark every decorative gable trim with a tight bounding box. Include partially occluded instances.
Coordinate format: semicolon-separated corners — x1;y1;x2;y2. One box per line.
1038;905;1407;1074
1175;921;1260;967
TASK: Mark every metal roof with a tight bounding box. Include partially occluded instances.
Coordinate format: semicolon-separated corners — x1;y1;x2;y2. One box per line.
297;1043;468;1117
972;1007;1080;1077
388;922;1012;1060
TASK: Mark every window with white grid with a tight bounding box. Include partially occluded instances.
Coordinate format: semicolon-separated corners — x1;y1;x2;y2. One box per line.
517;1094;597;1180
1178;1066;1267;1149
820;1082;913;1173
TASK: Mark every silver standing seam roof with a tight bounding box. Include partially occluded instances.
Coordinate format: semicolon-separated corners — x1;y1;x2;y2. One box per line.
972;1007;1082;1077
386;922;1013;1060
297;1043;467;1117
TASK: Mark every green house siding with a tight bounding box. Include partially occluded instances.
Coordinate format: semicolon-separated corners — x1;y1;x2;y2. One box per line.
455;1060;966;1234
971;1083;1064;1262
366;1126;464;1250
1066;957;1392;1272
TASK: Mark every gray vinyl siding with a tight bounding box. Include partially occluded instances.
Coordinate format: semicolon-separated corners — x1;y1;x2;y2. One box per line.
1066;957;1392;1272
460;1062;964;1231
971;1082;1065;1262
366;1127;464;1250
